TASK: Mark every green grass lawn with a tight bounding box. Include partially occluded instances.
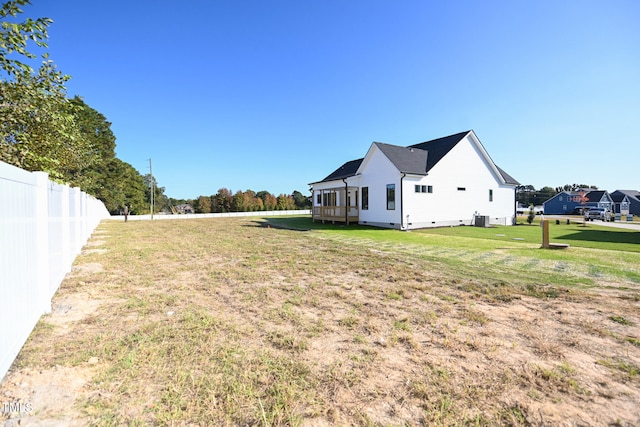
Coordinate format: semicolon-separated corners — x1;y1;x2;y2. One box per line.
265;215;640;287
266;215;640;252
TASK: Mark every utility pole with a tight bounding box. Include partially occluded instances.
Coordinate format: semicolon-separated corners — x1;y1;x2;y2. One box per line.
149;158;154;220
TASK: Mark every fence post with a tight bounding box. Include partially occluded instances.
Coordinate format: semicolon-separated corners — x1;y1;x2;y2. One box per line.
70;187;82;256
541;219;550;249
60;184;71;277
33;172;51;314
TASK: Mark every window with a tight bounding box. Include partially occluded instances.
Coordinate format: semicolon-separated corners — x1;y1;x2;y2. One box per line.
416;185;429;193
387;184;395;210
322;192;336;207
415;185;420;193
559;196;563;201
427;185;433;193
457;187;466;191
421;185;427;193
316;194;321;204
362;187;368;210
489;189;493;202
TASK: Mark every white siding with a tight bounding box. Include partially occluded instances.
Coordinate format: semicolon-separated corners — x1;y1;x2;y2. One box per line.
358;146;401;227
403;134;514;228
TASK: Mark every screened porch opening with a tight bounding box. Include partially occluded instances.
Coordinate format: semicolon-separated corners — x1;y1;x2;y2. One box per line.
312;187;359;224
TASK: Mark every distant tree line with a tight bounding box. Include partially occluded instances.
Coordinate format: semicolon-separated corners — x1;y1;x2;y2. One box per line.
168;189;311;214
516;183;598;207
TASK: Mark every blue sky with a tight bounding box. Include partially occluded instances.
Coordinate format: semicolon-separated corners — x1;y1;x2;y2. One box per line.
24;0;640;199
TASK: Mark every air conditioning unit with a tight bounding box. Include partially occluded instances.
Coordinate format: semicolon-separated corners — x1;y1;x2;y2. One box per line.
475;215;490;227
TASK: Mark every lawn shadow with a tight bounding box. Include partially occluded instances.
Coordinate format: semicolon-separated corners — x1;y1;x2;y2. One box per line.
245;218;310;231
248;216;377;232
557;229;640;246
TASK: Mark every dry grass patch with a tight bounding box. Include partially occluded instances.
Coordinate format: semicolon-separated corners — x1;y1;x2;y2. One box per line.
1;217;639;426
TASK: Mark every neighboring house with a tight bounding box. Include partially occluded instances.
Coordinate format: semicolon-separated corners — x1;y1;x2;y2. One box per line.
309;130;519;230
173;203;194;214
543;190;614;215
611;190;640;216
610;192;631;215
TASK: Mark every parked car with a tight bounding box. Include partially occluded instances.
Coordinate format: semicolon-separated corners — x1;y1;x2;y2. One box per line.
584;207;612;221
573;206;588;215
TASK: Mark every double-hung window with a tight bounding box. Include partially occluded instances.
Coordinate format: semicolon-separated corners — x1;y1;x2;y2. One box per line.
362;187;369;210
387;184;395;210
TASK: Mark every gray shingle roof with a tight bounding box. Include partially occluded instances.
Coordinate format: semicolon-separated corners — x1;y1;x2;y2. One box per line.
314;130;519;186
611;192;627;203
613;190;640;202
319;158;363;182
409;131;470;173
496;165;520;185
373;143;429;175
586;190;608;202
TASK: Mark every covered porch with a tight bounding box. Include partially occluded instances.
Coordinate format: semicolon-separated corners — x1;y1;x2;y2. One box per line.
312;186;359;224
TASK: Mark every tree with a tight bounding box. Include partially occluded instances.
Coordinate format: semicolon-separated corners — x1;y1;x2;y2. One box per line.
257;190;277;211
120;161;147;214
516;185;557;207
194;195;211;213
0;0;52;78
212;188;232;213
1;60;89;180
143;173;168;213
253;196;264;211
556;184;598;193
242;189;259;212
0;1;90;180
516;185;536;207
67;96;116;193
100;158;146;214
534;186;556;206
292;190;311;209
231;190;246;212
527;205;535;225
276;194;295;210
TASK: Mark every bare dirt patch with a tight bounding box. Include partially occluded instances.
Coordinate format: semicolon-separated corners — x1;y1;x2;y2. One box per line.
2;365;95;426
69;262;103;275
2;218;639;426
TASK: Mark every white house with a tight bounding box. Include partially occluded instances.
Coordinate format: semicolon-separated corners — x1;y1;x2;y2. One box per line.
309;130;519;230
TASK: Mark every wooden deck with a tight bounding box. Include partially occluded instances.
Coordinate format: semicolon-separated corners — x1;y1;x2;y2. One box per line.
312;206;359;224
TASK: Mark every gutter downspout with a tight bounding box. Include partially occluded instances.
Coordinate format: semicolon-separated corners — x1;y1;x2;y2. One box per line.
400;173;406;230
343;178;348;225
513;190;517;225
513;186;518;225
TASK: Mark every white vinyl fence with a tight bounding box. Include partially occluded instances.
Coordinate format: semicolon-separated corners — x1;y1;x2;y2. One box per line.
110;209;311;221
0;160;110;381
